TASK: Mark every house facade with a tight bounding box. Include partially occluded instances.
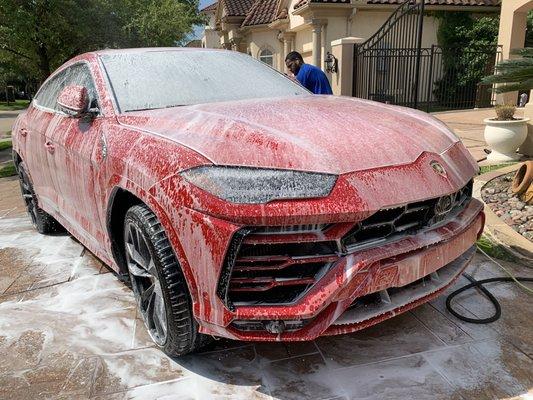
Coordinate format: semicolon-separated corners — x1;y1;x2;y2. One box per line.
201;0;500;74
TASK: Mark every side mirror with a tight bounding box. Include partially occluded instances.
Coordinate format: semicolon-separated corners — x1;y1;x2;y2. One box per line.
57;85;89;118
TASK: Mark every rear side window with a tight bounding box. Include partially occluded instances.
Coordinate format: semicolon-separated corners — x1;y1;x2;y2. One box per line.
34;71;66;110
34;63;98;111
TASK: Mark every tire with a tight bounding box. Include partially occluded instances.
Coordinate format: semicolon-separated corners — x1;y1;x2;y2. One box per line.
17;161;63;234
123;204;211;356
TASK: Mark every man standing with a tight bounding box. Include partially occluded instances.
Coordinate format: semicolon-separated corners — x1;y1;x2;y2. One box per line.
285;51;333;95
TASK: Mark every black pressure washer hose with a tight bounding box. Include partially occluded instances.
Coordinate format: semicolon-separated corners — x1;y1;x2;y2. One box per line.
445;245;533;324
445;272;533;324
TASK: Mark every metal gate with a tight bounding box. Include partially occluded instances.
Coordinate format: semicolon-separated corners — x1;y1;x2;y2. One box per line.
352;0;502;111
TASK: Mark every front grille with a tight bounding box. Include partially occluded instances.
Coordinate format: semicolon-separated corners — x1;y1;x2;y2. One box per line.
342;180;472;251
218;181;472;310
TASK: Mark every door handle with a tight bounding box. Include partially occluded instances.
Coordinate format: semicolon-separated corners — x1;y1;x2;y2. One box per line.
20;128;28;137
45;141;55;154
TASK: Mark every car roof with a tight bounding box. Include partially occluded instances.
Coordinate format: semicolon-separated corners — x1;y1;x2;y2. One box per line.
93;47;228;57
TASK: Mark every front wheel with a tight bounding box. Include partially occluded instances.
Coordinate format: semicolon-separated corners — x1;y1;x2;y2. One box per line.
124;204;210;356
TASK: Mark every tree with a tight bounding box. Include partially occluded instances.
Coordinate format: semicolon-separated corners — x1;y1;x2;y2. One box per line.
483;48;533;93
0;0;204;83
526;10;533;48
432;12;499;107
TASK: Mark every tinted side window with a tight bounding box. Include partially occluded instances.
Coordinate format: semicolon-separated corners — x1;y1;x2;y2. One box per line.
34;70;68;110
34;63;98;111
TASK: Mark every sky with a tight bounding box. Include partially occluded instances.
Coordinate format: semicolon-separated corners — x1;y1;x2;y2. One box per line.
199;0;216;9
190;0;217;40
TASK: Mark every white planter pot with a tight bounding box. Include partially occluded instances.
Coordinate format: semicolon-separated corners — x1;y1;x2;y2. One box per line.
483;118;529;162
518;125;533;157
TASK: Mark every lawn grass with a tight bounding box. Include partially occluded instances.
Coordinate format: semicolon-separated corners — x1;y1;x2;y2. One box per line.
479;162;517;175
476;235;517;262
0;139;12;152
0;100;30;111
0;161;16;178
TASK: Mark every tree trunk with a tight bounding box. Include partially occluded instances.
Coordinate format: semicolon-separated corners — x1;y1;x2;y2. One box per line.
36;44;51;84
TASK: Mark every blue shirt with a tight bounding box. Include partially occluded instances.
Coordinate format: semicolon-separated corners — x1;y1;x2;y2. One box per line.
296;64;333;95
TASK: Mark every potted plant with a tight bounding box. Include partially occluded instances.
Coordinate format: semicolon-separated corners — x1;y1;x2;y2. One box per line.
483;48;533;158
483;104;529;162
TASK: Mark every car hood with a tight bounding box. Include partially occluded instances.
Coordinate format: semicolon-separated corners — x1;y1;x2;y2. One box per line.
117;95;461;175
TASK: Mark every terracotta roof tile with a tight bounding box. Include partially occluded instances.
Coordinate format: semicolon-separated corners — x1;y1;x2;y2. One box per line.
242;0;281;26
295;0;499;7
294;0;350;10
222;0;256;16
366;0;500;5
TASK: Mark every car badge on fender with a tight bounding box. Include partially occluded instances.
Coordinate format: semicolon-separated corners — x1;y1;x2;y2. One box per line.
435;194;454;216
430;161;446;177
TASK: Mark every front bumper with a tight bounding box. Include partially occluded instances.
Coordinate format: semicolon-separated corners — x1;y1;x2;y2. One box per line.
196;198;484;341
153;143;483;341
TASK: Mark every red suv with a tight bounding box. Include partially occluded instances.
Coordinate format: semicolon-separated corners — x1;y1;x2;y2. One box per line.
12;48;484;356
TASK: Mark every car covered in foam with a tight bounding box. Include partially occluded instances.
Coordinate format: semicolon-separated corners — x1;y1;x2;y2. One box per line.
11;48;484;355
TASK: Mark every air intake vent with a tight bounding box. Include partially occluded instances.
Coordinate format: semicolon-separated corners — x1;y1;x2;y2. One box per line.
218;181;473;310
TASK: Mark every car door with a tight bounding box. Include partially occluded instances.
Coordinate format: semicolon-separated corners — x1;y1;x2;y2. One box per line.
24;71;69;215
46;63;106;251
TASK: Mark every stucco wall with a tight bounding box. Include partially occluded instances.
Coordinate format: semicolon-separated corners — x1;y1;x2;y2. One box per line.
202;28;221;49
350;10;439;49
247;29;283;70
294;29;314;64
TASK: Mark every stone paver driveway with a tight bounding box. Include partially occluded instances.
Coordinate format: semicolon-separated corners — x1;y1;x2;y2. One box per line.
0;176;532;400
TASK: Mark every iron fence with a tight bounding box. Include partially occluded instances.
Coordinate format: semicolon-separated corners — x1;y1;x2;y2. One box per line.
353;45;502;111
351;0;502;111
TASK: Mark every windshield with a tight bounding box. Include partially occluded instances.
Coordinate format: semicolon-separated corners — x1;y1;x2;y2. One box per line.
100;50;309;112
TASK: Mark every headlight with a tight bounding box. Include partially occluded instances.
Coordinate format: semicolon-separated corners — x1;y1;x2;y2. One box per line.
181;166;337;204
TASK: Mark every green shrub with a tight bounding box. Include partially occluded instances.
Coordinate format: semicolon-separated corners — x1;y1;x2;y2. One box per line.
476;235;517;262
0;140;12;152
0;162;16;178
483;48;533;93
433;12;499;106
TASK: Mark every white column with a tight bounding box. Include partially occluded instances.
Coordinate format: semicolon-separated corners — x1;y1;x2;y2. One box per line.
321;23;327;71
283;39;291;72
497;4;527;104
312;21;322;67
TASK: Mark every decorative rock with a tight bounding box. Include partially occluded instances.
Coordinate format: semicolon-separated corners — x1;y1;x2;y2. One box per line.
481;171;532;242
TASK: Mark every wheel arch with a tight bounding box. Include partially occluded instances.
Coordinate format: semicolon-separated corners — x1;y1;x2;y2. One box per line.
105;186;200;305
106;187;143;276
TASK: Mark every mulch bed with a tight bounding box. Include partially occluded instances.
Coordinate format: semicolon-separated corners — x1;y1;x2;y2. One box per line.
481;172;533;241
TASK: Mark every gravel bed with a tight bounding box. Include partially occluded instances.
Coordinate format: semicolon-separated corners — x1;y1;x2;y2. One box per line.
481;172;533;242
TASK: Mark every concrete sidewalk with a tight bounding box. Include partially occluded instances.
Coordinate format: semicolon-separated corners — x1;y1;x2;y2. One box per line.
0;110;23;138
